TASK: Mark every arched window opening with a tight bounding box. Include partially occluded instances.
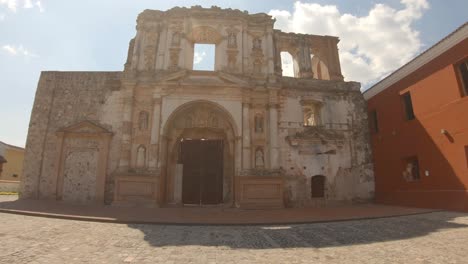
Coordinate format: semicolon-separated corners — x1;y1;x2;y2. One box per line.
311;175;325;198
311;54;330;80
280;51;298;77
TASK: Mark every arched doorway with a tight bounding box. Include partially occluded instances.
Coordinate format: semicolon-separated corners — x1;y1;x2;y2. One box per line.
159;101;238;206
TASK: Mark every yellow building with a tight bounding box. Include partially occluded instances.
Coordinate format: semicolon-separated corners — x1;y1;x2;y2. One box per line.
0;141;25;181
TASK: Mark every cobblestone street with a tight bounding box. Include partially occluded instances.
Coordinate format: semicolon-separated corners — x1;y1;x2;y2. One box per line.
0;210;467;263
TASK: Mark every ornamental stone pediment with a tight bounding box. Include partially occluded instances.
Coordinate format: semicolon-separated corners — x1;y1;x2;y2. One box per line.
57;120;113;135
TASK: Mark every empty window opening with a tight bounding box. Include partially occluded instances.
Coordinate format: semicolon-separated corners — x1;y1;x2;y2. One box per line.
280;51;296;77
304;107;317;126
193;44;215;71
370;110;379;133
403;156;420;181
311;175;325;198
311;54;330;80
402;92;415;120
302;101;322;127
458;60;468;96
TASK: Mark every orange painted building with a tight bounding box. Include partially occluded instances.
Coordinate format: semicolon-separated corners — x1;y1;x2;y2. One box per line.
364;23;468;211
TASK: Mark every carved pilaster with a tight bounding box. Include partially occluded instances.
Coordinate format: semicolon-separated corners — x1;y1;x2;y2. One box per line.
148;97;162;170
242;102;251;170
118;83;136;172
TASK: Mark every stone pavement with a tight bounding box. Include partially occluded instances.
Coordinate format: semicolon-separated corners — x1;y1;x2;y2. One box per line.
0;210;468;263
0;195;437;225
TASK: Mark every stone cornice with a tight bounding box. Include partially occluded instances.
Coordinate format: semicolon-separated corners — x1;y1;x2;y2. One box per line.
137;6;273;25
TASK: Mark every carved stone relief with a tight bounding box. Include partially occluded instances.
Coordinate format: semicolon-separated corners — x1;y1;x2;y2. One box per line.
254;114;264;133
143;30;159;71
138;111;149;130
136;145;146;168
188;26;223;44
255;147;265;168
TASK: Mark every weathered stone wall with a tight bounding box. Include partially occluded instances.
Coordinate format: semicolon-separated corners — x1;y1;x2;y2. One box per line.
0;180;20;192
22;6;374;208
277;79;374;207
21;72;123;202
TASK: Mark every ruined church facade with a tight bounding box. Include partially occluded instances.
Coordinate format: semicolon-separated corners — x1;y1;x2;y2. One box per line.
21;6;374;208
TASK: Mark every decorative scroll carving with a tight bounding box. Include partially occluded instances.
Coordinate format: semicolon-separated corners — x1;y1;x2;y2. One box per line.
209;112;219;128
226;50;238;71
251;36;264;75
178;106;225;129
169;47;181;70
143;30;159;71
254;113;264;133
138;111;149;130
188;26;222;44
226;26;239;48
253;37;262;51
171;32;181;46
253;58;263;74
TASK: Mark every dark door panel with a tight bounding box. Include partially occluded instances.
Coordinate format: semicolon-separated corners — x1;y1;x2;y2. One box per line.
181;139;223;205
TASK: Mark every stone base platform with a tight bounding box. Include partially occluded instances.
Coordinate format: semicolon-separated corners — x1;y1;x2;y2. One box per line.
0;195;438;225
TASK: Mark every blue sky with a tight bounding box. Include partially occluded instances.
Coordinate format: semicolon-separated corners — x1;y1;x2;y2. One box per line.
0;0;467;147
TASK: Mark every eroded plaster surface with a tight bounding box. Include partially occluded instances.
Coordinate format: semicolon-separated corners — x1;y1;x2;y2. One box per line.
21;6;374;208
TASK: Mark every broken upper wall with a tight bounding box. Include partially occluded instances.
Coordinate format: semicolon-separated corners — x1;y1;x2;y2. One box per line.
124;6;344;81
274;31;344;81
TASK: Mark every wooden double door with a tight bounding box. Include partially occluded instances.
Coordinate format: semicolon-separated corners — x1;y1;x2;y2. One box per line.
181;139;224;205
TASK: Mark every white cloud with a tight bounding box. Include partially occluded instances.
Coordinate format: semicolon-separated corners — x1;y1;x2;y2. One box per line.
2;44;37;57
193;51;206;65
23;0;32;8
0;0;17;11
269;0;429;88
0;13;5;20
0;0;44;12
35;0;43;12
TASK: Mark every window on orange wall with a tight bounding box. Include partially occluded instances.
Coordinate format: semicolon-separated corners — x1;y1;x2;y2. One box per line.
370;109;379;133
402;92;415;121
402;156;420;181
457;60;468;96
465;146;468;168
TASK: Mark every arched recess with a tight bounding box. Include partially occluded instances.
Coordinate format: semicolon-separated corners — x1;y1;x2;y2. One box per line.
159;100;239;206
311;55;330;80
280;51;299;77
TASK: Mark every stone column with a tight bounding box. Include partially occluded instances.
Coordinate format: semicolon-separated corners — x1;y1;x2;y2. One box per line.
326;37;344;81
235;136;242;176
266;30;275;75
118;82;136;172
297;38;313;78
242;102;251;170
268;102;280;169
148;97;162;170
